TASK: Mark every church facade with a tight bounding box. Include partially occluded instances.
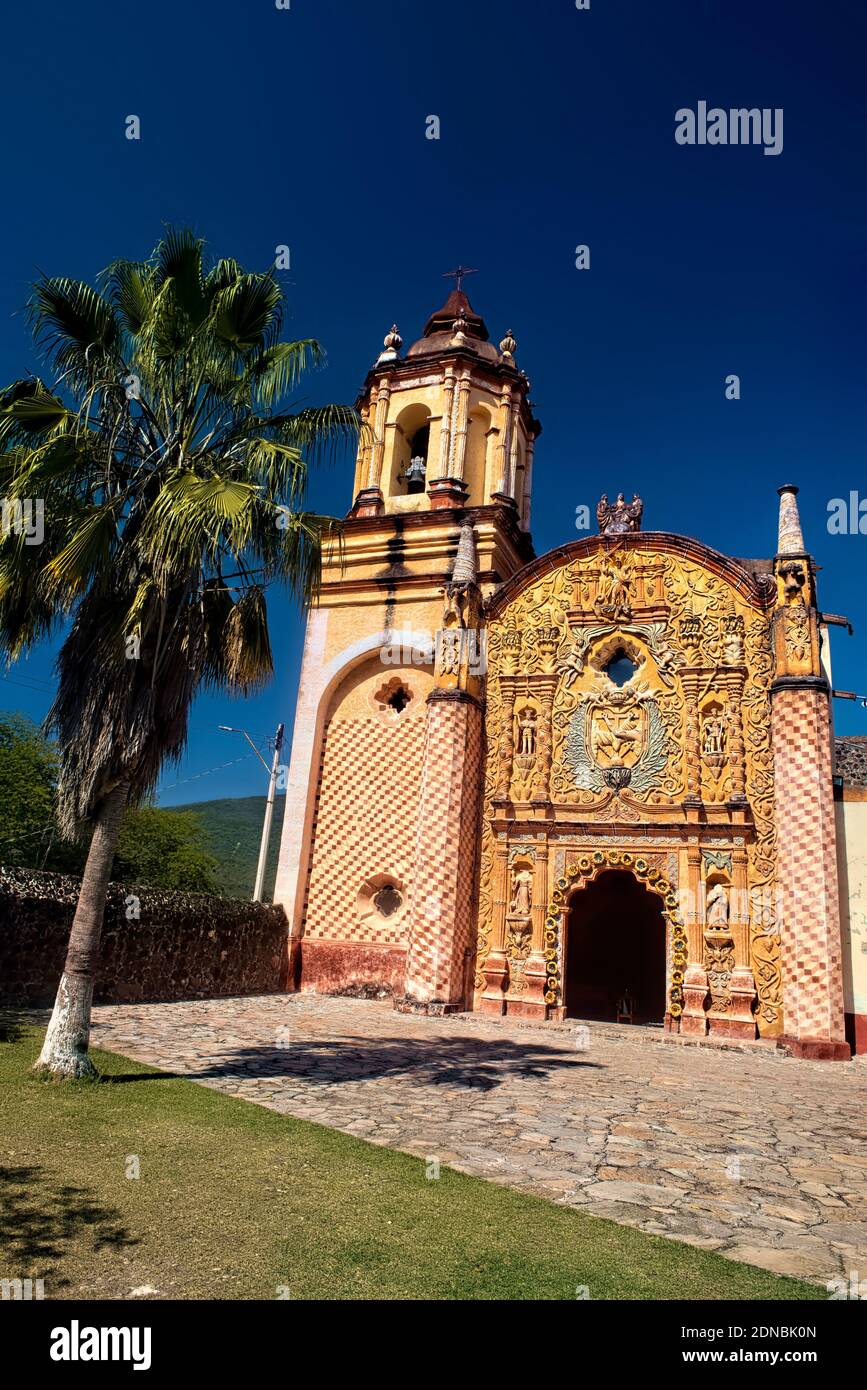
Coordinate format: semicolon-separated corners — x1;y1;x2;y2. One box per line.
274;285;866;1060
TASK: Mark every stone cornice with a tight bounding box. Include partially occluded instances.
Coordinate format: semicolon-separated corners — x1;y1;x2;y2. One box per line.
334;502;535;558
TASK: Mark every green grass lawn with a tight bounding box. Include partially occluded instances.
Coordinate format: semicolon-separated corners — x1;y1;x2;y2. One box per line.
1;1023;824;1301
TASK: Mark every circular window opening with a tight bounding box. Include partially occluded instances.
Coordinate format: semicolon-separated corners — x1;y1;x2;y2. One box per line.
373;884;403;918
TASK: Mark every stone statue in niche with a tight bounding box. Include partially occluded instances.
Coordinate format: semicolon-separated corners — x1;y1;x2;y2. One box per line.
509;868;533;919
706;881;730;928
594;550;633;620
516;706;537;758
701;710;727;770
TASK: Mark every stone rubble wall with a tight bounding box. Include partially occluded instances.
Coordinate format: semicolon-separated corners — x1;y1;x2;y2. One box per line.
0;868;289;1007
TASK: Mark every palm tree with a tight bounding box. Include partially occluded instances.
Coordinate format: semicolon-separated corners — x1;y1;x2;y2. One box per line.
0;229;358;1077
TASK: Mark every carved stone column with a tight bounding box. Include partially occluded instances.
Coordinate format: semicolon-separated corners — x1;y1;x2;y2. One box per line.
492;383;512;496
369;376;391;488
720;667;748;804
729;850;750;968
354;401;371;489
529;628;558;805
530;687;555;803
724;847;758;1039
521;434;535;531
480;841;510;1015
530;844;548;953
350;387;386;517
450;367;472;480
515;842;550;1017
494;676;517;800
506;398;521;498
428;363;469;509
680;846;708;1036
436;365;456;480
680;669;704;808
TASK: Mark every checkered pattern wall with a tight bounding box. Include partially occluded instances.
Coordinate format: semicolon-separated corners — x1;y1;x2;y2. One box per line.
404;696;484;1006
773;685;847;1040
302;711;427;946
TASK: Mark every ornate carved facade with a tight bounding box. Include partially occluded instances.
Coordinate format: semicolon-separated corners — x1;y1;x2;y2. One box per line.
275;285;858;1059
475;534;784;1041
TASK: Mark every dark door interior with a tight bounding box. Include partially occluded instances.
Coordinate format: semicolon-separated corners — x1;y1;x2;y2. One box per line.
565;870;666;1025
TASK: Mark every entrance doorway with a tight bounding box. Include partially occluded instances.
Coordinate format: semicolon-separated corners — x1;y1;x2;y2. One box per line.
565;870;666;1025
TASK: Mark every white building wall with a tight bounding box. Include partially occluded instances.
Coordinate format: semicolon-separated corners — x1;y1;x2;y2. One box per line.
836;796;867;1046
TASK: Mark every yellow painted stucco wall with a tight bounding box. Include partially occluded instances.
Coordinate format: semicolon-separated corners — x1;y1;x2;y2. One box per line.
837;796;867;1021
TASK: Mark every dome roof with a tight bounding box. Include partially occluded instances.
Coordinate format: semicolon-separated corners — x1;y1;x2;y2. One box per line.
406;288;500;362
422;288;489;341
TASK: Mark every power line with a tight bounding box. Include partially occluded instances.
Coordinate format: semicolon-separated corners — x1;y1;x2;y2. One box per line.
0;819;57;846
160;749;261;793
0;673;55;694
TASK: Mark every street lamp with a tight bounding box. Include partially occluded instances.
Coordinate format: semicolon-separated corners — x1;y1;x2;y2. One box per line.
218;723;285;902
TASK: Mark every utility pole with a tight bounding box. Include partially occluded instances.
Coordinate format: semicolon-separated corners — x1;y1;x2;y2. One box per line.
218;723;285;902
253;722;284;903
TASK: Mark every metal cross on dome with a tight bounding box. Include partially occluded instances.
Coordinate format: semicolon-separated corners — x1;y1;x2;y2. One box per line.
442;265;478;293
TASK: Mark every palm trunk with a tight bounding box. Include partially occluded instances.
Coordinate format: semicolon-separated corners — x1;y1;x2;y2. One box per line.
34;783;128;1078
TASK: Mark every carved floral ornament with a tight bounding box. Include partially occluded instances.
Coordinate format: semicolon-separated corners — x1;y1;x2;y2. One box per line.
541;851;689;1016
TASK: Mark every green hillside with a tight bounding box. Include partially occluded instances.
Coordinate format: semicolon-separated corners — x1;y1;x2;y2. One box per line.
171;794;286;902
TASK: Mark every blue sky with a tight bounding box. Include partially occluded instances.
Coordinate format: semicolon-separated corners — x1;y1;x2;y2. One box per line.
1;0;865;804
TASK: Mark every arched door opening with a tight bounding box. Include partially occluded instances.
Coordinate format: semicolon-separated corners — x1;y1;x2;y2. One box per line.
565;870;666;1025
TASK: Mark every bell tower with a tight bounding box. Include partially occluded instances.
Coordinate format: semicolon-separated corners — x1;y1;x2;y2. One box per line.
350;272;540;528
274;278;541;1007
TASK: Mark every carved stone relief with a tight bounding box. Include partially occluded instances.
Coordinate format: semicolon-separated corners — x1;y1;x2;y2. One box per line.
476;542;781;1032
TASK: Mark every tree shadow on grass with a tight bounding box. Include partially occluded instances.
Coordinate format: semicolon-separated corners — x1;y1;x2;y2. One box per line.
0;1011;25;1043
110;1033;602;1092
105;1071;184;1083
0;1165;139;1293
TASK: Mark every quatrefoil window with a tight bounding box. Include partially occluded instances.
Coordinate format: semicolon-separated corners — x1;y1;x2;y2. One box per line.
604;649;637;687
373;676;414;717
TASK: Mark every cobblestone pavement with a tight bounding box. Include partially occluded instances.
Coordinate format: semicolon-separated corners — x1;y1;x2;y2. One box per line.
87;994;867;1288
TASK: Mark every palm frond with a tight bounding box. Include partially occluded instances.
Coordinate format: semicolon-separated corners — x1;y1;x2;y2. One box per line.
210;272;282;351
246;339;325;407
222;586;273;691
0;381;72;438
28;277;119;388
204;258;243;294
42;503;119;601
276;403;361;464
102;258;156;337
